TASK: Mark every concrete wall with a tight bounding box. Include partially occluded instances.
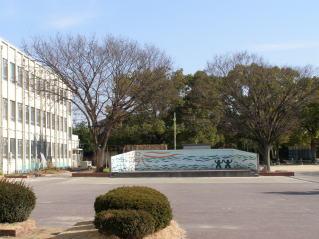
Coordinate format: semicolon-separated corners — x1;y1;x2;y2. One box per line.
111;149;258;172
111;151;136;172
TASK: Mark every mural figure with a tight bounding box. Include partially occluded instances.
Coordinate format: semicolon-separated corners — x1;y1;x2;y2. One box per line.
223;159;233;169
215;159;222;169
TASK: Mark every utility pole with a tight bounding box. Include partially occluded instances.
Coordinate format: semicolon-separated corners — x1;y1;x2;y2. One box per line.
0;45;2;174
173;112;176;150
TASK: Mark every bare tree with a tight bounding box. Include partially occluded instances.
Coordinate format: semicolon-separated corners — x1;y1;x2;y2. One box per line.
207;52;319;171
206;51;264;77
24;34;172;170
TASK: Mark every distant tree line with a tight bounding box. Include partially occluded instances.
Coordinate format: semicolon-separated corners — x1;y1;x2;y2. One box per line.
25;35;319;171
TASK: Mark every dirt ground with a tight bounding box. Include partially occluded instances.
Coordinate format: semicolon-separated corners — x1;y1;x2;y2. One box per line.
9;220;185;239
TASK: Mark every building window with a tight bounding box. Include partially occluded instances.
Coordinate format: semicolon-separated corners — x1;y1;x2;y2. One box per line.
55;143;58;158
37;141;41;157
30;73;35;92
43;80;48;98
10;138;16;158
59;89;63;103
46;84;50;99
63;144;65;158
63;90;67;106
47;143;51;158
50;85;55;100
18;103;23;123
52;143;55;158
36;77;41;95
47;112;51;128
2;98;8;119
52;114;55;130
2;58;8;81
59;144;62;158
55;87;59;101
43;141;47;157
25;140;30;159
36;109;41;126
2;138;8;158
31;107;35;125
17;66;23;87
24;70;29;90
60;116;63;131
69;127;72;140
25;105;29;124
31;140;36;158
18;139;23;158
10;100;16;121
67;102;72;115
43;111;46;128
62;144;65;158
10;62;15;83
64;118;67;132
54;143;57;158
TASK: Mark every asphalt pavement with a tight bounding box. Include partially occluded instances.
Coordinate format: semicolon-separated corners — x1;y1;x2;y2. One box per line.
27;175;319;239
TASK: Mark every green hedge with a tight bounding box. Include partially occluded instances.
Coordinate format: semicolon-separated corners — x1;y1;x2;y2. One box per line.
94;209;155;239
94;186;172;231
0;179;36;223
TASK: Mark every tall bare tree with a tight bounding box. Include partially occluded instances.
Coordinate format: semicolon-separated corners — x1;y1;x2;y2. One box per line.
24;34;172;170
207;52;319;171
206;51;264;77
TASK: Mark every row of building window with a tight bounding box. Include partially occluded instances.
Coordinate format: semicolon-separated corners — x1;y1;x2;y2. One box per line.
2;99;71;133
2;138;68;159
2;58;72;113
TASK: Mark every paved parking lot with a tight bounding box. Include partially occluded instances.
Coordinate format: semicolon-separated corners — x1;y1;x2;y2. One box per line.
27;174;319;239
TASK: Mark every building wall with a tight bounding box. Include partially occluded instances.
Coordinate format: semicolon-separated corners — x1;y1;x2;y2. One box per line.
0;38;79;174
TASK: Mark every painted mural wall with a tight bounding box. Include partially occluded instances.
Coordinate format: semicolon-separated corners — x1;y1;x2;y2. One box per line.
111;149;258;172
111;151;136;172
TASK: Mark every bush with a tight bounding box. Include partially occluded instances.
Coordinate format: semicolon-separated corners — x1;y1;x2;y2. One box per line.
103;168;110;173
0;179;36;223
94;186;172;230
94;209;155;239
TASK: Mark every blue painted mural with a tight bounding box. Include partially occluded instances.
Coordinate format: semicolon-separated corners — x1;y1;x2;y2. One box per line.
111;149;258;172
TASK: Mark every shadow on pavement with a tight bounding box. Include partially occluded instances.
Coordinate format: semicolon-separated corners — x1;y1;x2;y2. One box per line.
49;221;113;239
264;189;319;195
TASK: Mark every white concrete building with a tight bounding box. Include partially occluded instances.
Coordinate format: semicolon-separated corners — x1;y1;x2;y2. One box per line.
0;38;80;174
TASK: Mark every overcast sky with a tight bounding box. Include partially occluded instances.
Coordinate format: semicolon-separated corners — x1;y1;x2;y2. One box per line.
1;0;319;73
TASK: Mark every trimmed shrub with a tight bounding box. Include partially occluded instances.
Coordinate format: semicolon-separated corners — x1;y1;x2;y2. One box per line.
94;186;172;230
0;179;36;223
94;209;155;239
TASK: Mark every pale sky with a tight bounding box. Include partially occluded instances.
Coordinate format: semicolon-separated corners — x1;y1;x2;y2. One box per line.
1;0;319;73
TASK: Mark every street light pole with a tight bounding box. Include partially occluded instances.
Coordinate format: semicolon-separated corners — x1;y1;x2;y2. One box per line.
173;112;176;150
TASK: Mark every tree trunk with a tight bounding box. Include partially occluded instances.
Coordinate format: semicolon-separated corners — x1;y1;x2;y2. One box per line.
95;148;105;172
310;138;316;163
263;144;271;172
